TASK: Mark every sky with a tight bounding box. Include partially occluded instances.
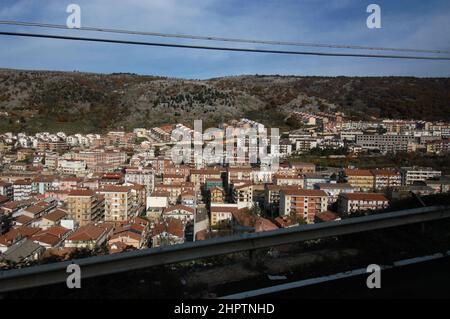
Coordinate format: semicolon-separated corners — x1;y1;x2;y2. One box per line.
0;0;449;78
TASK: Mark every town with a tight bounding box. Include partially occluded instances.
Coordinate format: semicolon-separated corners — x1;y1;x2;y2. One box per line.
0;112;449;267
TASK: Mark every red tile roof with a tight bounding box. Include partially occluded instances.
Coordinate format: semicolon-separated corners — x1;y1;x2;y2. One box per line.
344;169;373;177
152;218;184;238
342;193;388;201
281;189;327;197
66;223;112;242
42;209;67;222
163;205;195;215
68;189;96;197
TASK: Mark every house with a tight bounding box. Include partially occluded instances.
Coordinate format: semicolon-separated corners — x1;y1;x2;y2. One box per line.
274;216;299;228
154;182;195;205
162;205;195;224
64;223;114;249
210;204;239;227
108;218;149;251
151;218;184;247
13;215;34;227
0;199;35;216
0;226;41;253
13;200;56;219
190;168;223;188
31;226;71;249
2;239;45;264
338;193;389;214
231;208;278;233
180;190;196;207
146;191;170;213
315;211;341;223
33;208;68;229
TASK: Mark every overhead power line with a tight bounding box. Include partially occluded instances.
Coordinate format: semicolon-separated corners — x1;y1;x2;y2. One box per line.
1;31;450;61
1;20;450;55
0;30;448;61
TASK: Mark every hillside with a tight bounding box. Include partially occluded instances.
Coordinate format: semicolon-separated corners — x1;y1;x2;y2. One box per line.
0;69;449;133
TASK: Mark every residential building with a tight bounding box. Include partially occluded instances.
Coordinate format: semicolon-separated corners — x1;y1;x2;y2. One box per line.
273;173;304;187
303;173;332;190
210;204;238;227
12;180;33;201
125;167;155;194
67;190;105;227
64;223;113;249
151;218;184;247
279;189;328;224
370;169;402;190
342;169;374;192
0;181;13;199
356;134;415;153
57;159;86;176
314;183;354;206
338;193;389;214
162;205;195;224
401;167;442;185
97;186;134;222
231;182;254;209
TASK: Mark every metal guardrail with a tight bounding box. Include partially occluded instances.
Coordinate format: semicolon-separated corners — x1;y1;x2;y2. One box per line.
0;205;449;293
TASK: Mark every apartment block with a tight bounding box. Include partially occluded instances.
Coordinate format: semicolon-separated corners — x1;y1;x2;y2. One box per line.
12;180;33;201
97;186;134;222
343;169;374;192
57;159;87;176
125;167;155;194
370;169;402;190
401;167;442;185
231;182;254;209
338;193;389;214
67;190;105;226
279;189;328;224
314;183;354;206
273;173;304;187
356;134;415;153
0;181;13;199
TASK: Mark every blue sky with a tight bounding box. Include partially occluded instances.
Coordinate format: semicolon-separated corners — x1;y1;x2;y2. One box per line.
0;0;449;78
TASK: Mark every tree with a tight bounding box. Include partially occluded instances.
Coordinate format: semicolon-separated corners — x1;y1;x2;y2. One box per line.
288;211;307;225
